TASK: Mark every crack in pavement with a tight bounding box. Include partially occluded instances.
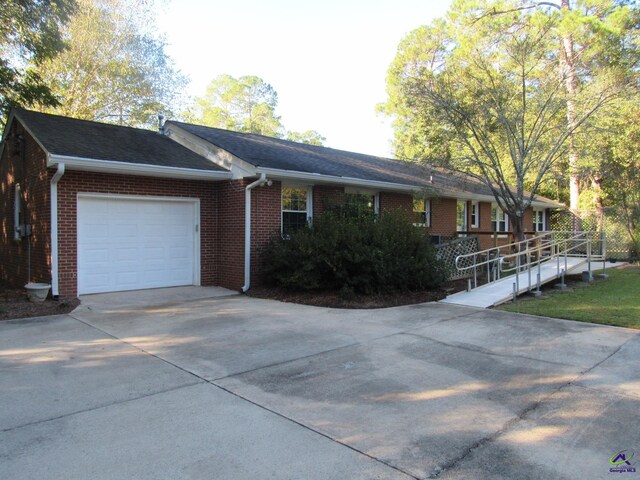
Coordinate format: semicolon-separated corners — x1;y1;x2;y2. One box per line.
67;314;419;479
1;381;204;433
426;332;636;478
400;331;573;368
211;381;421;480
65;308;637;480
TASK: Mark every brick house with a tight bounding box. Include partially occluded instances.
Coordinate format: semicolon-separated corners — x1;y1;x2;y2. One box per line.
0;109;561;298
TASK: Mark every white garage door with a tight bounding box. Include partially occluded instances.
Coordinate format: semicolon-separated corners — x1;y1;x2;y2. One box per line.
78;195;199;294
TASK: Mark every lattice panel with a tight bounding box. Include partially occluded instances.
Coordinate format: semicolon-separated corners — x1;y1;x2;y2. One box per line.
548;209;635;260
436;235;480;280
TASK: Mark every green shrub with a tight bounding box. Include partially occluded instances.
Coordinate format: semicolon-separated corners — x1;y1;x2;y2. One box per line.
262;209;446;294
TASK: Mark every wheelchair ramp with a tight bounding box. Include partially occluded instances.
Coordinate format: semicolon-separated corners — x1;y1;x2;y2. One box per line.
439;257;589;308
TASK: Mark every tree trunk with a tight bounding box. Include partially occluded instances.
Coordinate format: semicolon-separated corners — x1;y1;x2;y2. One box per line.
512;214;526;244
560;0;581;212
591;176;605;212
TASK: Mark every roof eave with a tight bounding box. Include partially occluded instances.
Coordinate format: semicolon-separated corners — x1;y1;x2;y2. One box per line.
255;167;562;208
48;154;232;181
255;167;426;193
164;122;257;178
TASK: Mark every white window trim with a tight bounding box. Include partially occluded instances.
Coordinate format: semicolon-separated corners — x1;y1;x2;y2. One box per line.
281;185;312;235
13;183;22;241
413;198;431;227
533;208;546;232
470;201;479;228
344;187;379;215
456;200;468;234
491;203;509;236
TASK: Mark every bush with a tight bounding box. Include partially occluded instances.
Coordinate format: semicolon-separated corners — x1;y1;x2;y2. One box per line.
262;209;446;294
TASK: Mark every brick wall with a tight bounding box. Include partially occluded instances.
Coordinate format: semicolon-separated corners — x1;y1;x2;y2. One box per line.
56;171;220;298
0;117;551;297
216;179;246;290
430;197;457;237
0;122;51;288
250;181;282;287
474;201;539;250
379;191;412;214
312;185;344;217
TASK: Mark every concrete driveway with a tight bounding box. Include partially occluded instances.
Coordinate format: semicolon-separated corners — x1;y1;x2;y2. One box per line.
1;288;639;479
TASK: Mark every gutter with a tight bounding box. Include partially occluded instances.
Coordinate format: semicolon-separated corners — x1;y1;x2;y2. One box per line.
255;167;562;209
241;173;269;293
47;154;232;181
50;163;65;297
254;167;421;193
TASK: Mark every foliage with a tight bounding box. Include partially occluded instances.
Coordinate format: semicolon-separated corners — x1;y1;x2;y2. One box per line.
36;0;187;128
382;0;640;211
580;94;640;254
0;0;77;121
187;74;284;137
285;130;326;146
188;74;325;143
262;209;446;295
498;266;640;329
381;0;633;240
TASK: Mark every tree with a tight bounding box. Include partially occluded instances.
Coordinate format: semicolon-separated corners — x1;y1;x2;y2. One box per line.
581;93;640;254
384;0;639;212
0;0;76;121
286;130;326;146
36;0;187;128
484;0;640;210
383;0;626;241
188;74;284;137
188;74;325;144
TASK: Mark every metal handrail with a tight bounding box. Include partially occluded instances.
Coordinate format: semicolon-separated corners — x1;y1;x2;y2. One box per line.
454;230;606;292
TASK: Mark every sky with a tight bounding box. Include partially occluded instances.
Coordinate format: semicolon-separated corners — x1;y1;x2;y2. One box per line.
156;0;452;158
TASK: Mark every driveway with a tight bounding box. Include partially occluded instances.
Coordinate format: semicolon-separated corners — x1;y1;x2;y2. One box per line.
1;289;639;479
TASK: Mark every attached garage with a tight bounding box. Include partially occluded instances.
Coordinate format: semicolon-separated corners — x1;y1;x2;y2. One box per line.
77;194;200;294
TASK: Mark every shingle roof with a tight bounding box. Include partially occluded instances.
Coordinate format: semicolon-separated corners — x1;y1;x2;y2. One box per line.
12;109;228;172
171;121;551;202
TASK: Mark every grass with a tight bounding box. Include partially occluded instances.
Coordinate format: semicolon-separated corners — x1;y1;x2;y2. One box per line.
497;265;640;329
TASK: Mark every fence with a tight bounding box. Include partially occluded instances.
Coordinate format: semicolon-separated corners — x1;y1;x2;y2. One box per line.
548;209;637;260
435;235;480;280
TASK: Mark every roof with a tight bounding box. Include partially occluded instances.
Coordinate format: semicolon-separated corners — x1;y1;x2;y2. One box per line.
3;109;561;207
9;108;228;173
170;121;562;206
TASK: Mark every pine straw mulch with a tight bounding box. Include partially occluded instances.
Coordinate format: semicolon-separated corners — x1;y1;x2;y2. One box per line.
247;279;468;309
0;286;80;321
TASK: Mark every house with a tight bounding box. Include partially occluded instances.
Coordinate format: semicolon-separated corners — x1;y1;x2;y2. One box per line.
0;108;562;298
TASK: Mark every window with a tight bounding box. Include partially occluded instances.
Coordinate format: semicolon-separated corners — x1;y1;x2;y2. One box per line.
491;204;509;232
470;201;479;228
282;186;311;236
456;200;467;234
413;198;431;227
533;209;546;232
344;190;378;216
13;183;22;241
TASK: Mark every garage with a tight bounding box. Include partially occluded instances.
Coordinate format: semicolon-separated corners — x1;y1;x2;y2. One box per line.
77;195;200;295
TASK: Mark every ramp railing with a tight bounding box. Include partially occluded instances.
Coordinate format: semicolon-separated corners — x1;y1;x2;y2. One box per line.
454;231;607;293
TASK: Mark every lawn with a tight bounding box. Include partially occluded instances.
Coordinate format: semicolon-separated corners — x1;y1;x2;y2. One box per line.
497;265;640;329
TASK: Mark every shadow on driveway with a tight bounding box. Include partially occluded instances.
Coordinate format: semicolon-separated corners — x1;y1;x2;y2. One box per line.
1;293;638;479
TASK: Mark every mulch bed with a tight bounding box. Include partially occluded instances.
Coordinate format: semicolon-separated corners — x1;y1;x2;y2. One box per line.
248;279;468;309
0;286;80;321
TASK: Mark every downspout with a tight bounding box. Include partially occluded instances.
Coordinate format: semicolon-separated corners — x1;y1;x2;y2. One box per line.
50;163;65;297
242;173;268;293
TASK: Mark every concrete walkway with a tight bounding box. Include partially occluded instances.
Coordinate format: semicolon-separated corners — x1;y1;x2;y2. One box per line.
1;292;638;479
440;259;623;308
